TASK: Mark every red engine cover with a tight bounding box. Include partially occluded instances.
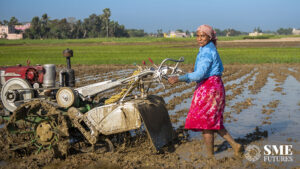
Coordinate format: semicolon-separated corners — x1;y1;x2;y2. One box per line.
0;65;44;86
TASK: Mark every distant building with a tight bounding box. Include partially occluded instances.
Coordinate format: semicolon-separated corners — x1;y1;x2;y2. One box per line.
14;23;31;32
0;25;12;38
0;23;30;40
249;31;263;36
164;31;188;38
292;28;300;35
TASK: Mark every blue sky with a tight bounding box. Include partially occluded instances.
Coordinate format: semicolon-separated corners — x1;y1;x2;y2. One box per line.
0;0;299;33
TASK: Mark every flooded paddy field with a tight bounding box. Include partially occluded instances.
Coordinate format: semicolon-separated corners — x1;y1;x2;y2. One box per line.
0;63;300;169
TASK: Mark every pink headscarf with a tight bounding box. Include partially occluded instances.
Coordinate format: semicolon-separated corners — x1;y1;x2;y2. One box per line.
197;24;217;46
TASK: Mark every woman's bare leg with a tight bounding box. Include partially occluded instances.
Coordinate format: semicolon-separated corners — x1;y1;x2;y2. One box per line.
203;130;214;157
217;128;242;156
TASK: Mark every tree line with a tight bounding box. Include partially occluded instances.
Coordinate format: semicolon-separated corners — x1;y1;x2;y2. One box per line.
0;8;147;39
214;27;295;36
0;9;298;39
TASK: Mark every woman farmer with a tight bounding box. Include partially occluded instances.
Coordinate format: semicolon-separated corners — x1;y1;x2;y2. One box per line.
168;25;242;157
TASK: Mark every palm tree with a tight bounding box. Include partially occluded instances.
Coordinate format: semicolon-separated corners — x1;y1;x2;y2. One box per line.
103;8;111;37
41;13;49;38
8;16;19;26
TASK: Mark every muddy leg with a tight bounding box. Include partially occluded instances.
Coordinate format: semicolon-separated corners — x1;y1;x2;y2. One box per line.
217;128;242;156
203;130;214;157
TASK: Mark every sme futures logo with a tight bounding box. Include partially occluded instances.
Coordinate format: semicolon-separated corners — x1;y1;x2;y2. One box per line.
245;144;293;162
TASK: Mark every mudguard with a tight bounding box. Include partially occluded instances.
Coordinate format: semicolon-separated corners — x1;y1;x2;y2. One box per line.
137;95;174;150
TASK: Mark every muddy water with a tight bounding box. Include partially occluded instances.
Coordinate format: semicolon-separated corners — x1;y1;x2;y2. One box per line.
165;65;300;168
1;64;300;169
227;76;300;138
196;73;299;168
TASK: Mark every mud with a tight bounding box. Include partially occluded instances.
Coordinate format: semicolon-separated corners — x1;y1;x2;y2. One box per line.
1;63;300;168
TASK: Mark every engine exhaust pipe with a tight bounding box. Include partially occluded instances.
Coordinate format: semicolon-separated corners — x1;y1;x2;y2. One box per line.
60;49;75;87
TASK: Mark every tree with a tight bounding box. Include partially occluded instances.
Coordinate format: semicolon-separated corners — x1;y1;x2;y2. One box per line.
176;29;184;33
185;30;190;36
40;13;50;38
214;28;225;36
263;30;275;34
83;14;102;38
102;8;111;37
0;21;2;25
48;19;60;38
224;28;241;36
8;16;20;26
73;20;84;38
67;17;77;38
82;18;89;38
277;28;292;35
30;16;41;39
57;18;71;39
111;22;129;37
253;27;262;33
157;29;163;37
3;20;8;25
23;8;130;39
127;29;146;37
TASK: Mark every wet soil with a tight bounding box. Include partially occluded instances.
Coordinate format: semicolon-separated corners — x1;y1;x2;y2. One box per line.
1;63;300;169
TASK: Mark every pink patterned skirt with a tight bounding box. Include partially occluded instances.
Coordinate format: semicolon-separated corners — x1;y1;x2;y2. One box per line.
184;75;225;131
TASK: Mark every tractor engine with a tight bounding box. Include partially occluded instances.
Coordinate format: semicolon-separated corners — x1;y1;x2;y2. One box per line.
0;48;75;115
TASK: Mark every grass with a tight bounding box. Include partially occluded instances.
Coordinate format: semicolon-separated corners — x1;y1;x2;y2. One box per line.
219;48;300;64
218;34;300;41
0;37;300;65
0;37;194;45
1;35;300;45
0;45;196;65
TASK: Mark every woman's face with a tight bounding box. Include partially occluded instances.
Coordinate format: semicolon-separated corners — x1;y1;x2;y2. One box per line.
196;31;210;47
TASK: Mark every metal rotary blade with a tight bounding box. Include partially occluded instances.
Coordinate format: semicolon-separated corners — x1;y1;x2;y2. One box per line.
1;78;33;112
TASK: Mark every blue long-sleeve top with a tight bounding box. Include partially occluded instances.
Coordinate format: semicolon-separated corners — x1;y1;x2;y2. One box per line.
179;41;224;83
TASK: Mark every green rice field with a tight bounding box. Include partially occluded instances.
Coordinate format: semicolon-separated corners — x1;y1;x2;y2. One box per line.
1;37;300;65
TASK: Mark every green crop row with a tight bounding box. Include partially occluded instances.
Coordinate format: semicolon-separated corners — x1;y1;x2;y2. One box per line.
1;35;300;45
0;37;195;45
1;43;300;65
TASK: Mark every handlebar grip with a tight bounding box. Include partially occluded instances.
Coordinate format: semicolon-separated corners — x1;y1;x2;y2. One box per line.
178;57;184;62
167;57;184;63
158;57;184;71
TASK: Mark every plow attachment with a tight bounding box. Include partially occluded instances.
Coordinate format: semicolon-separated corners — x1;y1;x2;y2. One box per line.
137;95;174;150
79;95;174;150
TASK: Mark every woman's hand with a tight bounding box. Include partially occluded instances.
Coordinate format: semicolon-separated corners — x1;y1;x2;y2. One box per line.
188;65;194;73
168;76;179;85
